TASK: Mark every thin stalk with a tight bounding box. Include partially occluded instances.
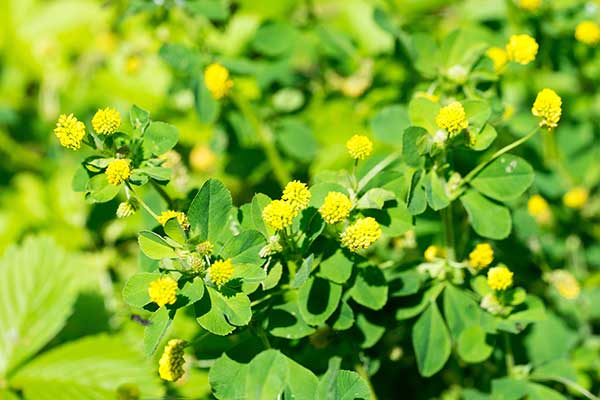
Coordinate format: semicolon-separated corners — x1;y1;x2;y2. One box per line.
356;152;400;193
441;204;456;261
354;362;378;400
231;93;291;188
126;183;160;221
462;127;539;186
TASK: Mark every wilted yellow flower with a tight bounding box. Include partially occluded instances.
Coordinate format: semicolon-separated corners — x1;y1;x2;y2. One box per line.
486;47;508;73
506;34;539;65
106;159;131;185
487;266;513;291
346;135;373;160
575;21;600;46
158;339;186;382
148;276;178;307
319;192;352;224
262;200;295;230
54;113;86;150
282;181;311;214
341;217;381;252
469;243;494;269
204;63;233;100
196;241;214;256
517;0;541;11
548;270;580;299
563;187;588;209
158;210;190;230
532;88;562;129
116;199;138;218
92;107;121;135
424;245;443;262
436;101;468;137
209;259;235;287
528;194;551;224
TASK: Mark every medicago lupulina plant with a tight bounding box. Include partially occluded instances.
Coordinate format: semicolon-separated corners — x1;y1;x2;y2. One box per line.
53;28;590;399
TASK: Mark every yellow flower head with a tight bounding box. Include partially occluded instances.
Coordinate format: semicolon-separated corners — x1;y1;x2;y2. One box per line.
486;47;508;73
92;107;121;135
517;0;541;11
340;217;381;252
158;339;186;382
189;145;217;172
209;259;235;287
528;194;551;224
196;241;214;257
54;113;86;150
487;266;513;291
469;243;494;269
548;270;580;300
319;191;352;224
346;135;373;160
106;159;131;185
424;245;443;262
436;101;468;137
148;276;178;307
563;187;588;209
262;200;295;230
204;63;233;100
158;210;190;230
506;34;539;65
532;88;562;129
282;181;311;214
575;21;600;46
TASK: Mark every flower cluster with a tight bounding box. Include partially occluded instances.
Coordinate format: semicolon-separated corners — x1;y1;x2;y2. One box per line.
487;266;514;291
531;88;562;129
469;243;494;269
436;101;468;137
158;339;187;382
346;135;373;160
54;113;86;150
262;181;311;230
424;245;444;262
204;63;233;100
486;47;508;73
340;217;381;252
319;192;352;224
148;276;178;307
106;159;131;185
92;107;121;135
209;259;235;287
506;34;539;65
158;210;190;230
563;187;588;209
527;194;551;224
575;21;600;46
282;181;311;213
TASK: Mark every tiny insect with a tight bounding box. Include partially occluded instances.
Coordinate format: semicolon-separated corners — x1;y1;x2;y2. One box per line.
131;314;152;326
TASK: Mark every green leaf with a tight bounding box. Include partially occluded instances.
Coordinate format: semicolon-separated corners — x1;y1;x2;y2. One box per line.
252;22;298;56
349;266;388;310
471;155;534;202
412;302;451;377
292;255;314;289
285;356;320;399
138;231;176;260
85;174;121;203
0;237;79;377
179;277;206;305
463;99;491;132
185;0;230;21
130;104;150;132
491;377;529;400
297;277;342;326
143;121;179;156
268;302;316;339
72;165;89;192
10;334;161;400
209;354;248;400
396;283;445;320
275;119;317;163
356;313;385;348
188;179;233;243
164;218;186;244
331;299;355;331
443;285;481;340
471;124;497;151
317;357;371;400
248;193;272;237
424;170;450;211
195;287;251;335
144;306;174;356
196;76;220;124
221;230;265;266
263;262;283;290
370;104;409;147
356;188;396;209
318;249;353;284
460;190;512;240
457;326;494;363
409;98;440;134
525;382;567;400
136;166;172;182
122;272;162;308
379;202;414;236
402;127;427;167
244;350;289;400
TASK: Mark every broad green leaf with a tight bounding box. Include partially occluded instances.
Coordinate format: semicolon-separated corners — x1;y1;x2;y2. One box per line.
179;277;206;305
531;358;578;383
349;266;388;310
331;299;355;331
317;357;371;400
221;230;265;266
402;127;427;167
122;272;161;308
0;237;79;377
196;76;220;124
524;313;576;365
143;121;179;156
284;356;319;399
525;382;567;400
379;202;413;236
138;231;176;260
463;99;491;132
389;270;423;297
471;124;497;151
252;22;298;56
443;285;481;339
10;334;161;400
292;255;314;289
164;218;186;244
356;314;385;348
318;249;353;284
396;283;445;320
356;188;396;209
263;262;283;290
268;302;316;339
370;104;409;147
491;378;529;400
408;98;440;134
407;172;427;215
195;287;251;335
249;193;272;237
309;182;348;208
275;119;317;163
144;306;174;356
209;354;248;400
424;170;449;211
130;104;150;132
245;350;289;400
297;277;342;326
136;166;172;182
188;179;233;243
72;165;89;192
412;302;451;377
457;326;494;363
85;174;121;203
460;190;511;239
471;155;534;202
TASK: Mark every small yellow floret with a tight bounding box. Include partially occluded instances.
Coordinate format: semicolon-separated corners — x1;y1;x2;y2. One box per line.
282;181;311;214
319;192;352;224
531;88;562;129
469;243;494;269
148;276;178;307
506;34;539;65
563;187;588;209
209;259;235;287
106;159;131;185
548;270;580;300
204;63;233;100
340;217;381;252
424;245;443;262
196;241;214;257
262;200;295;230
486;47;508;73
517;0;541;11
54;113;86;150
436;101;468;137
528;194;551;224
92;107;121;135
575;21;600;46
158;210;190;230
158;339;186;382
346;135;373;160
487;266;513;291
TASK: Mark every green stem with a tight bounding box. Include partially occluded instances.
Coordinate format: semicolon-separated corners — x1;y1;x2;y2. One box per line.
441;204;456;261
355;362;378;400
150;179;174;209
126;183;159;221
462;127;539;186
231;93;291;188
503;333;514;376
356;152;400;193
